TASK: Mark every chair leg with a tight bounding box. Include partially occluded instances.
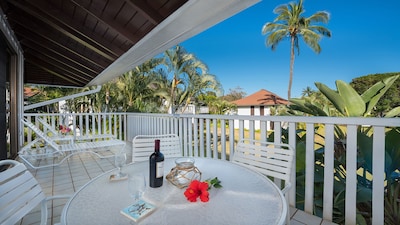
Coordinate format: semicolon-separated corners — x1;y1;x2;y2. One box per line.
40;200;49;225
285;194;290;225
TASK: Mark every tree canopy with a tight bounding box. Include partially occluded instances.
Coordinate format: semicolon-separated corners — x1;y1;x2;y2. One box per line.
262;0;331;99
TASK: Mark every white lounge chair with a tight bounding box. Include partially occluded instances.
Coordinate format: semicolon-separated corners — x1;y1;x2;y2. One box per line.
0;160;71;225
36;116;116;141
232;139;295;225
132;134;182;163
19;118;126;169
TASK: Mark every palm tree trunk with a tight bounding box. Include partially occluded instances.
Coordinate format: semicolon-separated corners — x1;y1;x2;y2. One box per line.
170;77;177;113
288;36;296;100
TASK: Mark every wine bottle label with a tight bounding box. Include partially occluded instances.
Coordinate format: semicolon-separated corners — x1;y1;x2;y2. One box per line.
156;161;164;178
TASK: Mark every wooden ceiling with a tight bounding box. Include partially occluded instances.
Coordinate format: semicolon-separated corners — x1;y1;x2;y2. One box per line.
1;0;260;88
1;0;187;87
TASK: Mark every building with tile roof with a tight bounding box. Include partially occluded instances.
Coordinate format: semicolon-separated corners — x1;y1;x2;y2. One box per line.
231;89;288;130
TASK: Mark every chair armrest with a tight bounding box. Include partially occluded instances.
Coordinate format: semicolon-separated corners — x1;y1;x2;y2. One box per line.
40;195;72;225
281;182;292;195
45;195;73;201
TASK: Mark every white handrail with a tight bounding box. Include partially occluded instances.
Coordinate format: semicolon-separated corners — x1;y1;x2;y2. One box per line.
24;85;101;111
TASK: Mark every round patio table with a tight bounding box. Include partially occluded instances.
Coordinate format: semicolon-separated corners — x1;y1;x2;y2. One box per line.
61;157;287;225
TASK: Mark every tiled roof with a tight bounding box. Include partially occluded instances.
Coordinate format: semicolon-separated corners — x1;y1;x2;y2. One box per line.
24;87;40;98
231;89;288;106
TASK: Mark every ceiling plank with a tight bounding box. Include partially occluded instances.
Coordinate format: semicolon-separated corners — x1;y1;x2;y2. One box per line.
125;0;164;25
8;0;121;60
25;50;92;84
25;58;84;86
70;0;140;44
13;27;104;75
21;39;96;81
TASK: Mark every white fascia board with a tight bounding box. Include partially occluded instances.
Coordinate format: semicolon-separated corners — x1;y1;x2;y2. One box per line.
87;0;260;86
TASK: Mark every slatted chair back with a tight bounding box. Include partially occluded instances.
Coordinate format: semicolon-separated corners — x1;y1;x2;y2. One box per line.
132;134;182;163
21;118;60;151
36;117;59;136
0;160;48;225
232;139;295;194
232;139;295;225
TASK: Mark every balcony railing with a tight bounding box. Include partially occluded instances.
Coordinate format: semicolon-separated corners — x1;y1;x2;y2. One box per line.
22;112;400;225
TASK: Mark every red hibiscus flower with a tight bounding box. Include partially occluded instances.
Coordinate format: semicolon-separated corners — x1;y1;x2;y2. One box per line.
184;180;209;202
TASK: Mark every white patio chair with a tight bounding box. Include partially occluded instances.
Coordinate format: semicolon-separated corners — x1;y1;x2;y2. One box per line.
232;139;295;225
20;118;125;169
132;134;182;162
0;159;71;225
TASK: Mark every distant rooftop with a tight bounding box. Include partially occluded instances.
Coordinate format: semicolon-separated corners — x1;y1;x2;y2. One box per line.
232;89;288;106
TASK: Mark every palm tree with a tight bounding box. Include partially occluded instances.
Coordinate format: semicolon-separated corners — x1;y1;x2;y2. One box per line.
262;0;331;99
301;86;315;97
116;58;163;112
162;45;208;113
180;70;222;113
148;69;174;113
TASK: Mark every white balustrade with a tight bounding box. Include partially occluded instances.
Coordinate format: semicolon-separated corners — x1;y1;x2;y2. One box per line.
22;112;400;225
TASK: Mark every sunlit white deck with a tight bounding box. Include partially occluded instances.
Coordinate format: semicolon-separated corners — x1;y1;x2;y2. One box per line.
16;142;335;225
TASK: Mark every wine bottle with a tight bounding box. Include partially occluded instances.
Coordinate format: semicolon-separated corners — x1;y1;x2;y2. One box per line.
149;139;164;188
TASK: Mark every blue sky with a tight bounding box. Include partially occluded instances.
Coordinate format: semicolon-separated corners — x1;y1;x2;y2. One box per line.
181;0;400;99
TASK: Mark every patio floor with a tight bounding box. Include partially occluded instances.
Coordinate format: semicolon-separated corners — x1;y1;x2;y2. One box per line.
16;142;336;225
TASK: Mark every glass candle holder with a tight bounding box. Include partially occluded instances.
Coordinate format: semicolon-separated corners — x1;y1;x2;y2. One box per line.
166;157;201;188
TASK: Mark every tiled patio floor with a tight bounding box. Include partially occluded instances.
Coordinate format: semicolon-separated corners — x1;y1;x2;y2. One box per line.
16;143;336;225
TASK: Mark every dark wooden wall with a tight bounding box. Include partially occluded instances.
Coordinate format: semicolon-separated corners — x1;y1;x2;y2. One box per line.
0;35;8;160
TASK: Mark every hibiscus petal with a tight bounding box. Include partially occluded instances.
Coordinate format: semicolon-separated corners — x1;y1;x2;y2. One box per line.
200;192;209;202
198;182;209;191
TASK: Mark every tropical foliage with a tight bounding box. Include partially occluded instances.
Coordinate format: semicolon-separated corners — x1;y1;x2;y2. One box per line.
25;45;223;115
262;0;331;99
350;72;400;117
289;75;400;118
285;75;400;224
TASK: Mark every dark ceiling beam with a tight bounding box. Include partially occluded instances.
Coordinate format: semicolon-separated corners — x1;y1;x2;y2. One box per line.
125;0;164;25
21;39;95;81
14;27;107;74
70;0;139;44
25;50;92;84
8;0;121;61
12;21;109;70
26;57;84;86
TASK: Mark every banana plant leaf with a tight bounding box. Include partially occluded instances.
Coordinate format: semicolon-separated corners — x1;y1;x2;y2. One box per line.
336;80;365;116
315;82;347;116
385;106;400;118
360;81;385;103
363;75;399;115
289;98;329;116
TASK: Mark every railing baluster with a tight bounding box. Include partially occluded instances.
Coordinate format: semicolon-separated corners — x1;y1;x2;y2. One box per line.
304;123;315;214
288;122;297;207
229;119;235;160
193;118;199;157
199;118;205;158
220;119;226;160
188;117;193;157
183;117;189;156
213;119;218;158
206;119;211;158
239;120;244;141
345;125;358;225
260;120;267;142
372;126;385;225
323;124;334;221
